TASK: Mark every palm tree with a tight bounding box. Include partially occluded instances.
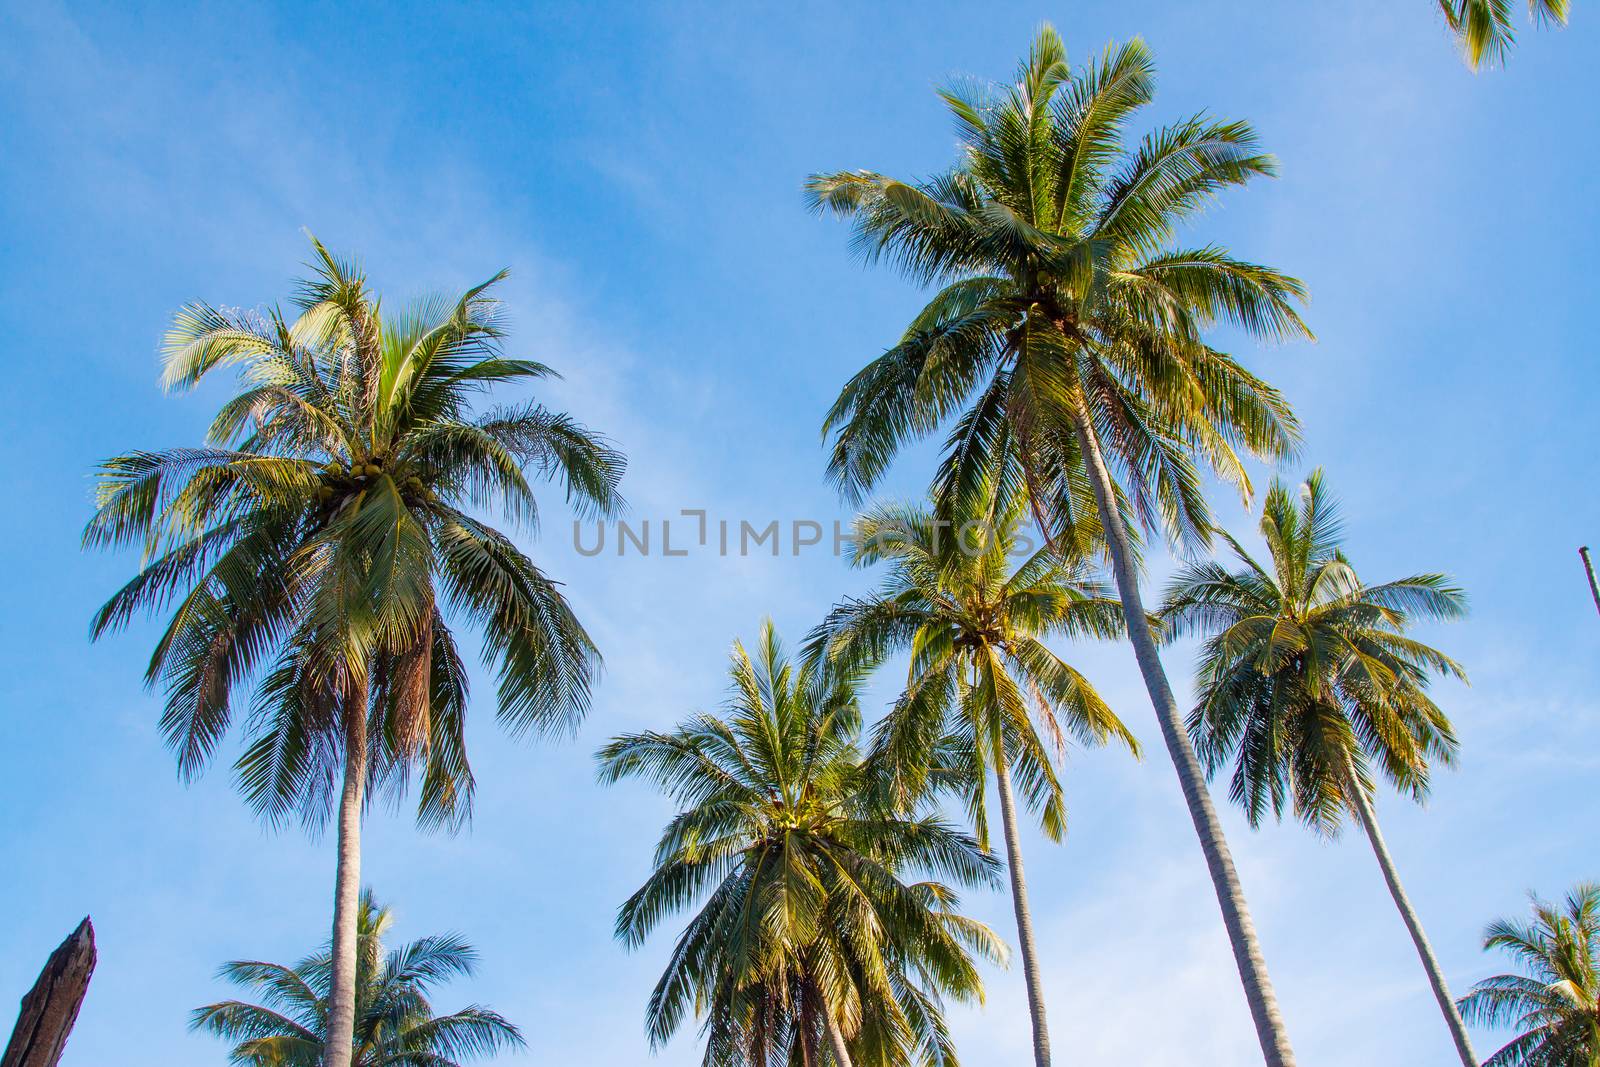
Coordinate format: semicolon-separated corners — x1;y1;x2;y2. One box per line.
805;490;1137;1067
1459;884;1600;1066
1161;470;1476;1064
805;26;1309;1064
86;237;624;1067
597;621;1007;1067
193;889;523;1066
1439;0;1570;70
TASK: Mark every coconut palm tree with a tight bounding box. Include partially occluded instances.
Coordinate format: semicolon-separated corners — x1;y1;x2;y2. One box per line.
1459;884;1600;1066
1440;0;1570;70
806;26;1309;1064
804;488;1136;1067
1161;470;1475;1064
597;622;1007;1067
86;237;624;1067
192;890;523;1066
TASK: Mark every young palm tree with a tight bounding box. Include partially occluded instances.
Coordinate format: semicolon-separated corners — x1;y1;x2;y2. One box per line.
1440;0;1570;70
805;490;1137;1067
192;889;523;1066
86;238;623;1067
806;26;1309;1063
597;622;1007;1067
1459;884;1600;1066
1161;470;1475;1064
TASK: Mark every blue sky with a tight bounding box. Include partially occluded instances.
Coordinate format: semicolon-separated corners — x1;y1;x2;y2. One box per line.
1;2;1597;1063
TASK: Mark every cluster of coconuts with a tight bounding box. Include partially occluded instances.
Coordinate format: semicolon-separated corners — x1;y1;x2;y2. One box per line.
314;459;429;503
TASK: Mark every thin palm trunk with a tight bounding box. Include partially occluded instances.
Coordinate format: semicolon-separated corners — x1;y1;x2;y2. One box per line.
1069;403;1297;1067
993;739;1052;1067
1581;547;1600;619
322;673;369;1067
822;1008;854;1067
798;997;819;1067
1338;757;1477;1066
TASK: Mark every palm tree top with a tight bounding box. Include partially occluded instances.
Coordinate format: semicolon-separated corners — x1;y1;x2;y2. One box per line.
598;621;1005;1065
806;24;1309;551
1163;469;1468;833
1460;883;1600;1067
192;889;524;1067
808;494;1138;844
85;235;625;830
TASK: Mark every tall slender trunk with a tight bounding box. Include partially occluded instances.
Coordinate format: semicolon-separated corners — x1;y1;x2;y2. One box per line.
822;1008;854;1067
1338;757;1477;1066
1069;406;1297;1067
1580;547;1600;619
322;672;369;1067
993;740;1052;1067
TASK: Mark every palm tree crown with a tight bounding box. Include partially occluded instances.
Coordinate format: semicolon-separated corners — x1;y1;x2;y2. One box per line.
806;27;1308;552
598;622;1006;1067
808;494;1136;841
1162;470;1467;832
192;890;524;1066
1460;884;1600;1066
85;235;624;828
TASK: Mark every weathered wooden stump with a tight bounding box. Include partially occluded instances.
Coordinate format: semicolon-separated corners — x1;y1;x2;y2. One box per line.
2;918;96;1067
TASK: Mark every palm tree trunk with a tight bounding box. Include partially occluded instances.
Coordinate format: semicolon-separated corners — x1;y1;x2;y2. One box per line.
798;997;818;1067
993;741;1052;1067
322;672;369;1067
1069;406;1297;1067
822;1009;854;1067
1338;757;1477;1066
1580;547;1600;619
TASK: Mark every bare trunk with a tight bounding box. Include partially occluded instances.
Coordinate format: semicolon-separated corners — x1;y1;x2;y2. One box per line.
1069;406;1296;1067
322;672;369;1067
822;1009;854;1067
1580;547;1600;619
993;742;1052;1067
2;918;96;1067
1339;758;1477;1066
798;996;818;1067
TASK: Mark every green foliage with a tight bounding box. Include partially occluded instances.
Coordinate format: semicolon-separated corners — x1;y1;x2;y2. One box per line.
805;483;1137;847
598;622;1006;1067
808;35;1309;1056
1161;470;1467;833
1459;884;1600;1066
86;236;625;830
806;25;1307;556
1439;0;1571;70
191;890;524;1066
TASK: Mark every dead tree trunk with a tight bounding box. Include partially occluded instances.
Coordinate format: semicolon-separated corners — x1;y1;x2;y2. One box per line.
2;918;96;1067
